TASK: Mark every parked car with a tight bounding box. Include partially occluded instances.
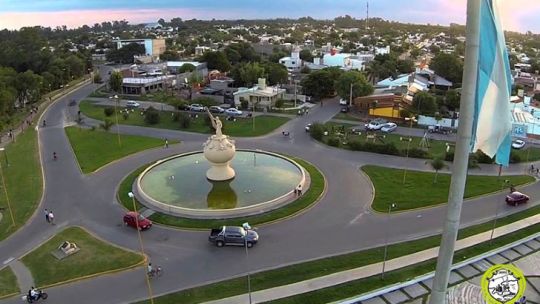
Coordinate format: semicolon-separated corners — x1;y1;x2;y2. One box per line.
505;191;529;206
209;226;259;248
177;103;190;111
209;106;225;113
305;123;312;132
365;119;387;131
428;125;451;135
339;98;348;105
189;104;206;112
225;108;243;116
381;122;398;133
512;139;526;149
340;106;350;113
123;212;152;230
126;101;140;109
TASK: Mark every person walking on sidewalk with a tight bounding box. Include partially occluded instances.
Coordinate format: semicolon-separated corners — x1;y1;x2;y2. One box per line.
44;209;50;223
164;138;169;149
48;211;55;225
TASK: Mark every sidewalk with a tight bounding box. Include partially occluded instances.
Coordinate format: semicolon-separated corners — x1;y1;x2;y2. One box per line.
0;78;91;149
204;214;540;304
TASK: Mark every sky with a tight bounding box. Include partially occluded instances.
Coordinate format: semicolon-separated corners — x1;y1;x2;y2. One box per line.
0;0;539;33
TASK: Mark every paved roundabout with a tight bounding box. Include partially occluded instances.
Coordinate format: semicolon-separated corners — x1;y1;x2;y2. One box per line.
0;77;539;304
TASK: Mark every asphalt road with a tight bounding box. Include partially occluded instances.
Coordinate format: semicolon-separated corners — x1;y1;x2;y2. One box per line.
0;73;538;304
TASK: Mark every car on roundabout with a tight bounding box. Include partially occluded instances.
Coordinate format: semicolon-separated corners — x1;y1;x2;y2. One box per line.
225;108;243;116
126;101;140;109
339;98;348;105
209;225;259;248
512;139;526;149
209;106;225;113
381;122;398;133
123;211;152;230
365;118;387;131
505;191;529;206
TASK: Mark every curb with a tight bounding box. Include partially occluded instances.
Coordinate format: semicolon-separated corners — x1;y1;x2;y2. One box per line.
115;158;327;231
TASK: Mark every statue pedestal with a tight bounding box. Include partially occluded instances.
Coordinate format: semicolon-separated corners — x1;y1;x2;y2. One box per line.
203;135;236;181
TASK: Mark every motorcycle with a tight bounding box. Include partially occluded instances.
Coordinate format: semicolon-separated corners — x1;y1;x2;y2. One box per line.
21;289;48;303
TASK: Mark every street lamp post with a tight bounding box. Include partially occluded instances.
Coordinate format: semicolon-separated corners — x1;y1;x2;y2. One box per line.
381;203;396;279
243;222;253;304
0;149;15;227
490;180;510;243
109;95;122;147
128;192;154;304
401;116;418;184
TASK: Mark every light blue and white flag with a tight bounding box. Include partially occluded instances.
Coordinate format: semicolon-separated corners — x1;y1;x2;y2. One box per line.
471;0;513;166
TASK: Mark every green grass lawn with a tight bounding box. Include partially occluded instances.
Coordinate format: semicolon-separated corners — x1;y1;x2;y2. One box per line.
511;146;540;162
65;127;170;173
118;158;324;229
0;129;42;241
21;227;143;287
0;267;18;298
79;100;289;137
135;203;540;304
363;165;535;212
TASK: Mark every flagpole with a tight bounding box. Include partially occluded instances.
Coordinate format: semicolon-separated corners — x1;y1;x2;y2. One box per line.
429;0;480;303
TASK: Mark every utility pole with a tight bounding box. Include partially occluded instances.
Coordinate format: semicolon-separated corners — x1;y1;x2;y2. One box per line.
429;0;480;303
349;82;353;107
366;1;369;31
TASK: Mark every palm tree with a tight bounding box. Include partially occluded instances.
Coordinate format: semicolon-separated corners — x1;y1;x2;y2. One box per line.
426;157;447;183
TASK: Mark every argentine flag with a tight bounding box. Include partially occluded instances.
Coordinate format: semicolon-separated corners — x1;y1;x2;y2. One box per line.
471;0;513;166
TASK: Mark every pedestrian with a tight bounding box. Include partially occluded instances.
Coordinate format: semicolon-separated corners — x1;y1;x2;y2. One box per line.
44;209;49;223
531;164;535;173
296;184;303;196
164;138;169;149
48;211;55;225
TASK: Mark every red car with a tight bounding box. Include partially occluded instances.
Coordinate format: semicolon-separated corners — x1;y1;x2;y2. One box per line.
123;212;152;230
505;192;530;206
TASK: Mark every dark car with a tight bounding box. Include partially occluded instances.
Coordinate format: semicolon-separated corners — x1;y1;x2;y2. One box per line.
209;226;259;248
123;211;152;230
505;191;529;206
209;106;225;113
340;106;350;113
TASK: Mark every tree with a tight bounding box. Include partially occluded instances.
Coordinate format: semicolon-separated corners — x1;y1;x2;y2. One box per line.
430;53;463;85
144;106;160;125
178;63;196;73
231;62;265;87
301;69;336;100
99;119;114;131
14;70;42;105
262;62;288;86
412;92;438;115
397;59;414;74
445;89;460;110
335;71;374;102
106;43;145;63
410;47;421;59
65;55;85;78
198;51;231;72
160;50;180;61
299;49;313;62
109;71;123;93
93;73;102;83
426;157;446;183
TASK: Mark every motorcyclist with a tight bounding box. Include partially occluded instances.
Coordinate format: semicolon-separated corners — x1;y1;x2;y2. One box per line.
42;120;46;127
147;263;153;276
29;287;38;301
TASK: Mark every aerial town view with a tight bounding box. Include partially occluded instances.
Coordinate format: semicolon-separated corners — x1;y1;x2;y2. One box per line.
0;0;539;303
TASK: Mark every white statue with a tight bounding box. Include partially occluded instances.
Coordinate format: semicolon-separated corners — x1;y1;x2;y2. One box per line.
203;109;236;181
206;109;223;138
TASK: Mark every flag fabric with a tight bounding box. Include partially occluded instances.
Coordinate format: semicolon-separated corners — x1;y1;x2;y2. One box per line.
471;0;513;166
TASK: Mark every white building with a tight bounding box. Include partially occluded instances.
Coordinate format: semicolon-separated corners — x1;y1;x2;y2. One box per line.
195;46;213;56
279;48;303;72
375;46;391;55
322;52;367;71
233;78;286;108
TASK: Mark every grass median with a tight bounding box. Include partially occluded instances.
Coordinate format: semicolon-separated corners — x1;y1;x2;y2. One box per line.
79;100;289;137
0;267;18;298
21;226;144;287
363;165;535;212
135;202;540;304
118;158;324;229
65;126;172;173
0;128;42;241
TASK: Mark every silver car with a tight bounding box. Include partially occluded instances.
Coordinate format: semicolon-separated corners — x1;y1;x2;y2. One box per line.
381;123;397;133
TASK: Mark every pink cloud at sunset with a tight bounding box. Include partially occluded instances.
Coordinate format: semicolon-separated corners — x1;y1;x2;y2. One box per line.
0;8;240;30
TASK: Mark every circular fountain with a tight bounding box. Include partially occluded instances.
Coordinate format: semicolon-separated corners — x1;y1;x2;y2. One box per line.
133;110;308;219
